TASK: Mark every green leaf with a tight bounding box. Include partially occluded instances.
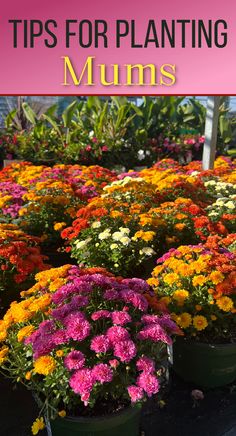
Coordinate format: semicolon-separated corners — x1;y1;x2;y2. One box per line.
4;109;18;129
62;100;78;128
42;114;61;136
22;102;37;125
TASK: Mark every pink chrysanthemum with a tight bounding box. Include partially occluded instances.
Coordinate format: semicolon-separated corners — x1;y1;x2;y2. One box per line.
111;311;131;326
136;356;155;374
69;368;95;395
114;339;137;363
106;326;130;344
109;359;119;369
91;310;111;321
141;314;160;325
120;290;148;312
65;314;91;342
103;289;119;300
138;324;172;345
90;335;111;354
92;363;113;384
137;372;159;397
64;350;85;371
127;385;144;403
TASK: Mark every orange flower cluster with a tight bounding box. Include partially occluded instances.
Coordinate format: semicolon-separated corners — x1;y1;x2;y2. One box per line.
0;224;49;289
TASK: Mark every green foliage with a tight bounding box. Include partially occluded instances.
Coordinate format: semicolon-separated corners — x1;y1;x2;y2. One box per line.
1;96;235;167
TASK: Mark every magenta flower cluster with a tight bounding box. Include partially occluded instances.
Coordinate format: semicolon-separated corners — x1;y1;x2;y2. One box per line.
26;266;176;406
0;182;27;219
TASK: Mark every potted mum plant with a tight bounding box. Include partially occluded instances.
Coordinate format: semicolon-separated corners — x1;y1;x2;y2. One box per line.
0;223;49;310
148;237;236;388
0;264;177;436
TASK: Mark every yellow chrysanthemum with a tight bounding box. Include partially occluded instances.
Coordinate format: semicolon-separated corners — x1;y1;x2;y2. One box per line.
33;355;56;375
175;223;186;231
54;222;67;231
163;273;179;285
0;330;7;342
0;346;9;364
216;296;234;312
147;277;159;287
17;325;35;342
193;315;208;331
31;417;45;435
173;289;189;305
25;371;32;380
209;271;225;285
58;410;66;418
192;275;208;287
176;312;192;328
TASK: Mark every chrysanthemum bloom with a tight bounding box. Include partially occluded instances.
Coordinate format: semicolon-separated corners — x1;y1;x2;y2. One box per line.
90;335;111;354
92;363;113;383
64;350;85;370
103;289;119;300
109;359;119;368
64;314;91;341
17;325;35;342
114;339;137;363
193;315;208;331
33;355;56;375
106;326;130;344
69;368;95;396
120;290;148;312
176;312;192;329
111;311;131;326
58;410;66;418
137;372;159;397
31;417;45;435
138;323;172;345
91;310;111;320
216;296;234;312
136;356;155;374
127;385;144;402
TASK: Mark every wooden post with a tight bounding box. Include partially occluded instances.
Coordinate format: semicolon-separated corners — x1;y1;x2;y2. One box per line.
202;96;221;170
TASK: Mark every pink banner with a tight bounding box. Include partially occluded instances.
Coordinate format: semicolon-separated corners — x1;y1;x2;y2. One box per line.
0;0;235;94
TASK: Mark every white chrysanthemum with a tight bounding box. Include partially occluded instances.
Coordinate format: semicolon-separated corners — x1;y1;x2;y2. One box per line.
110;243;118;250
225;201;235;209
98;229;111;240
208;211;218;217
120;236;131;246
205;180;216;187
119;227;130;234
139;247;155;256
215;200;225;207
91;221;101;229
75;238;91;249
112;231;124;241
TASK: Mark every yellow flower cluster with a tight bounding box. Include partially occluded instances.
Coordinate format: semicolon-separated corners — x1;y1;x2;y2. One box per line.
148;243;236;335
33;355;56;375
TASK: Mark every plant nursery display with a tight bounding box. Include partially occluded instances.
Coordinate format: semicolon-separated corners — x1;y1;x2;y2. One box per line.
0;265;178;435
0;130;235;433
